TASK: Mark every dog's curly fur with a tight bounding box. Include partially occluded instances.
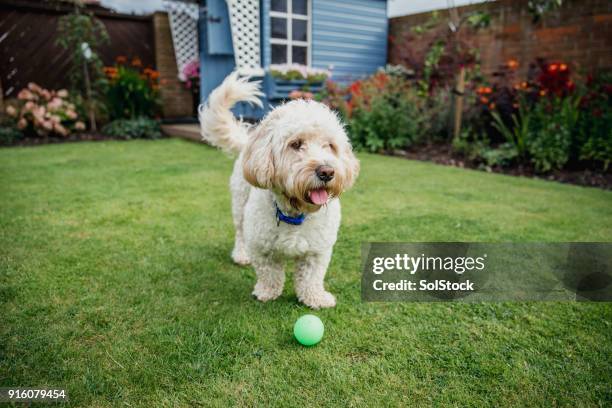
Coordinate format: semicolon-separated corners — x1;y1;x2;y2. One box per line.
199;72;359;309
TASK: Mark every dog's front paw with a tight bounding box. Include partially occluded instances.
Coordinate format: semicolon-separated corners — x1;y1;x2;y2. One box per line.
232;247;250;266
252;282;283;302
299;290;336;309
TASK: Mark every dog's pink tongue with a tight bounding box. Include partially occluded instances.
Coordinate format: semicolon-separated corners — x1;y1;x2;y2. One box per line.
309;188;328;205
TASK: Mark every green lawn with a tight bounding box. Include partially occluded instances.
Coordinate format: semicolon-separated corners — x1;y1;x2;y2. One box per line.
1;139;611;407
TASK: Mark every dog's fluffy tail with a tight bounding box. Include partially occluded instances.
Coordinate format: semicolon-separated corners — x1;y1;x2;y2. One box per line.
198;72;264;154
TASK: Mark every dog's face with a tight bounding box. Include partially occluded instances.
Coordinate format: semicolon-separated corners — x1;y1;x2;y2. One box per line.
242;100;359;212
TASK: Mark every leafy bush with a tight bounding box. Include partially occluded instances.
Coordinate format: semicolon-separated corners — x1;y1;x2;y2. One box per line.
4;83;86;137
346;73;422;152
576;72;612;170
0;126;24;145
101;118;162;140
420;88;452;142
452;129;518;168
104;59;160;120
464;60;611;173
527;96;579;172
318;73;451;152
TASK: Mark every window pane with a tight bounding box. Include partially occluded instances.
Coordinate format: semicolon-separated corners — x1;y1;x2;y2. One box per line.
272;44;287;64
292;19;307;42
271;17;287;39
271;0;287;12
292;46;307;65
292;0;307;15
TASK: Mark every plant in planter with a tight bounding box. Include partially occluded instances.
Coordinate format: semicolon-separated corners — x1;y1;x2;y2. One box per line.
268;64;331;100
182;59;201;115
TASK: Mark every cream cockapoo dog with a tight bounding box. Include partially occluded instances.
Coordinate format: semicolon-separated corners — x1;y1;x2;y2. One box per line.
199;72;359;309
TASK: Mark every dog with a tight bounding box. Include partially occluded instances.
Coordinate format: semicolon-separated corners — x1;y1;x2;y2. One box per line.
199;72;359;309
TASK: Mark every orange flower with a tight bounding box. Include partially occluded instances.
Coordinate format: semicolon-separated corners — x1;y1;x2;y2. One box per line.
476;86;493;95
548;63;558;72
506;59;519;70
480;96;489;104
131;57;142;67
520;81;528;89
103;66;118;79
539;89;547;96
559;63;568;71
489;102;496;110
116;56;127;64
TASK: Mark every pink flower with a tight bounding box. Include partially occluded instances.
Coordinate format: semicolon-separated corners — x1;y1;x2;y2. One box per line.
18;89;34;100
303;92;314;100
48;97;63;110
289;90;302;99
42;120;53;131
57;89;69;98
54;123;68;136
50;115;61;124
24;101;35;111
28;82;42;93
74;121;86;131
40;89;51;101
5;105;17;117
66;110;77;120
17;118;27;129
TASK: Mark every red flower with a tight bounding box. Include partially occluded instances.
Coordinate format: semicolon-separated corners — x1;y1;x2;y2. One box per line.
349;80;362;96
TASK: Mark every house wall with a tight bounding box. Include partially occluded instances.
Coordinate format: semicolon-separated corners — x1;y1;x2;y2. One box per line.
200;0;389;114
311;0;388;82
388;0;612;78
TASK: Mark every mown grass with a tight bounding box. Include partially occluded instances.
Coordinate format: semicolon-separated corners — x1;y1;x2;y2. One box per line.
1;139;611;407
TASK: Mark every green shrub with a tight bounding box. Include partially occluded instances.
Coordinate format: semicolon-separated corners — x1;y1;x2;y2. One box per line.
576;72;612;170
101;118;162;140
491;95;580;172
349;91;420;152
452;128;518;168
0;126;24;145
105;65;159;120
526;96;578;172
345;74;423;152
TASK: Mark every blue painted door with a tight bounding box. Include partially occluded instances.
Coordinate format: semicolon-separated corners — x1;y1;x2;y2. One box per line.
200;1;236;102
206;0;234;55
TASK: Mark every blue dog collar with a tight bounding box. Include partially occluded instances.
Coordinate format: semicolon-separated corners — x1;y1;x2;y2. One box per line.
275;203;305;226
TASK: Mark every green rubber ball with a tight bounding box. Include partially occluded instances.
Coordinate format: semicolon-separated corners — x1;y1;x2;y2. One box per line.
294;314;324;346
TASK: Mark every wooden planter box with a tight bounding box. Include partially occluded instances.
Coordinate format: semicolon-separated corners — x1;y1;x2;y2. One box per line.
266;78;324;101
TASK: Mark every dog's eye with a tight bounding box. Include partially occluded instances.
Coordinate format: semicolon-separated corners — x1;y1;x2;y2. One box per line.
290;140;303;150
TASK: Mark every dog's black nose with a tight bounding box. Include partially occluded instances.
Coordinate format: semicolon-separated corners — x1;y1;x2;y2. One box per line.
316;165;335;182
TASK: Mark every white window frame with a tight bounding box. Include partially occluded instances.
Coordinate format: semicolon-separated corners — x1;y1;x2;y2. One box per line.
269;0;311;66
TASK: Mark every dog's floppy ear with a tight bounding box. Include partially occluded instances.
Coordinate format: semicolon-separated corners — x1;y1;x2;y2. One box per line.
340;140;360;190
242;126;274;189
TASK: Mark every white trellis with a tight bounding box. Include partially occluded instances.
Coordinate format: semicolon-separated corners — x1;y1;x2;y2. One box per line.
226;0;264;76
163;0;199;81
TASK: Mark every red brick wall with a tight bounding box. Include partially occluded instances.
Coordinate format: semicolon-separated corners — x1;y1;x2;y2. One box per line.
388;0;612;78
153;12;194;119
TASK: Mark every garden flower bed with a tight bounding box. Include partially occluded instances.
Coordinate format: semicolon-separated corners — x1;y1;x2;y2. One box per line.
314;60;611;190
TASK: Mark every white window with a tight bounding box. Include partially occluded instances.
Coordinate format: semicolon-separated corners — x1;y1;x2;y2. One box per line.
270;0;310;65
